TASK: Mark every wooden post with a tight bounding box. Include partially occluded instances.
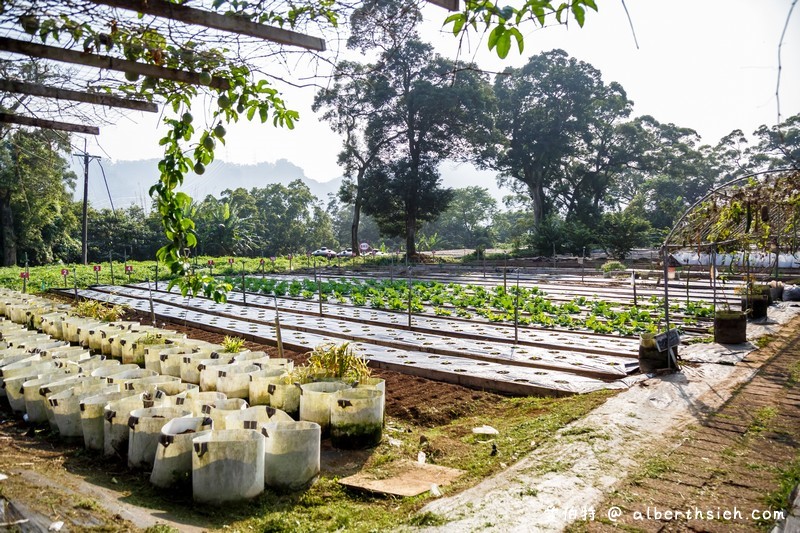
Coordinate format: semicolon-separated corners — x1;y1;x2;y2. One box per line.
317;276;323;317
273;295;284;358
0;37;230;90
514;268;520;344
407;266;413;329
241;260;247;306
0;79;158;112
109;250;115;284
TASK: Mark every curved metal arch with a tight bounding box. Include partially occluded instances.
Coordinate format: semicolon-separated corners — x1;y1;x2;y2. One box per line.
662;167;796;250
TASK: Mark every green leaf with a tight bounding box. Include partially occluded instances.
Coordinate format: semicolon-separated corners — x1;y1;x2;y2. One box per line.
487;24;504;51
555;2;568;23
572;3;586;26
444;13;466;35
508;27;524;53
496;30;511;58
246;106;256;121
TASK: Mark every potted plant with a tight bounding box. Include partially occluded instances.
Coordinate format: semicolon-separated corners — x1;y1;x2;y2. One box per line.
638;331;671;373
735;276;769;319
714;274;747;344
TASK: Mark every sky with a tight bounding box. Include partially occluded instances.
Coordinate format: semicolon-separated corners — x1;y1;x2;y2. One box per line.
84;0;800;184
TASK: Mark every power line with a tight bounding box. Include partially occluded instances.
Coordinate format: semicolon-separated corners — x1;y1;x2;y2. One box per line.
94;158;117;217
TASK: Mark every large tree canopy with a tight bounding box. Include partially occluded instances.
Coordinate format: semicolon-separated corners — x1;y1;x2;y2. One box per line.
317;38;494;256
486;49;633;228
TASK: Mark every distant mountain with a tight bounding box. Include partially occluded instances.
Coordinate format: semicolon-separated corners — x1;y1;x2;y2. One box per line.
77;158;344;210
75;158;509;210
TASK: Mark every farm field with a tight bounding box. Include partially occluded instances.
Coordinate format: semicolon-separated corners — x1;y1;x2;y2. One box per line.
53;266;738;396
4;265;799;532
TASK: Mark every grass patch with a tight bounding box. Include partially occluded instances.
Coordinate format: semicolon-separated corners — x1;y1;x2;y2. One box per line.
407;511;449;527
748;406;778;436
74;497;100;511
762;453;800;525
755;334;776;349
787;360;800;388
631;456;673;485
144;526;180;533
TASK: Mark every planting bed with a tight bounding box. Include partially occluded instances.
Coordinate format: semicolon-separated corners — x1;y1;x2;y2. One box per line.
58;286;636;396
225;272;727;336
55;269;733;396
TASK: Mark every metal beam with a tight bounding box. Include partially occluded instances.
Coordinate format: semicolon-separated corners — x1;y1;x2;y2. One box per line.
0;79;158;113
0;112;100;135
426;0;459;10
0;37;230;90
92;0;326;51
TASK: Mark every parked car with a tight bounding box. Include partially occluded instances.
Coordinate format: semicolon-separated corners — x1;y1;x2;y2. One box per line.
312;247;336;258
338;248;354;257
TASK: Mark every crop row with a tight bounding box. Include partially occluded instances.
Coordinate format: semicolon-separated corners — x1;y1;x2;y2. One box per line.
225;277;715;337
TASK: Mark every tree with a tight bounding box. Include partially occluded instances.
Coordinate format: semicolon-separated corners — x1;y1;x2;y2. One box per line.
313;61;404;256
356;39;495;256
423;186;497;248
84;205;165;262
749;113;800;171
598;210;653;260
614;116;718;231
195;196;255;256
0;128;79;265
326;195;383;250
487;49;633;228
249;180;335;255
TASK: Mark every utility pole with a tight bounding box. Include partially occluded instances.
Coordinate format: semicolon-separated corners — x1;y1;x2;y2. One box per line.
78;138;101;265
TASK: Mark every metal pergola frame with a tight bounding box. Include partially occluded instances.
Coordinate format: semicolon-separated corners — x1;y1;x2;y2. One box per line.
658;167;800;367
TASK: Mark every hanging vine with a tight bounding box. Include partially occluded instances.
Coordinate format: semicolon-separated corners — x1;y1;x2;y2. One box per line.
8;1;330;301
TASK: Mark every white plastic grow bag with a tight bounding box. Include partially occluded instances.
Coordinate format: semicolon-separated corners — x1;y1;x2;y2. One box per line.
80;390;135;451
191;429;265;504
248;368;286;406
330;388;384;449
149;416;213;487
261;421;320;491
299;381;352;434
216;364;259;400
127;406;192;469
202;398;249;430
224;405;293;430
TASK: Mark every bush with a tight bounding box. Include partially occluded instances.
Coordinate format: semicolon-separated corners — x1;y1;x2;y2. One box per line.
601;260;627;273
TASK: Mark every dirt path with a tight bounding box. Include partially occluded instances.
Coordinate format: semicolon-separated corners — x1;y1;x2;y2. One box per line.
420;308;800;532
577;319;800;532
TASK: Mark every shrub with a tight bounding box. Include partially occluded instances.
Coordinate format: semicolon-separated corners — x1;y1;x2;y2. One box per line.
600;260;627;273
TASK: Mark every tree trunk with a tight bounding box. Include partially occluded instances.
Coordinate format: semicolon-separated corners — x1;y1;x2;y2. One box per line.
523;167;545;228
530;182;545;228
406;215;416;258
351;167;365;256
0;191;17;266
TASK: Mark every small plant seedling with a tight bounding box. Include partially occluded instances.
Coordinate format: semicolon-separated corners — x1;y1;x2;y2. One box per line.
221;335;245;353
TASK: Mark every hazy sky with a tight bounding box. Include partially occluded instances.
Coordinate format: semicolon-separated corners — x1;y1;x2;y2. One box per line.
87;0;800;184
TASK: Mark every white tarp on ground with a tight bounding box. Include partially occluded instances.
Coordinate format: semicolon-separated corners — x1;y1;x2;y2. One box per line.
671;251;800;269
